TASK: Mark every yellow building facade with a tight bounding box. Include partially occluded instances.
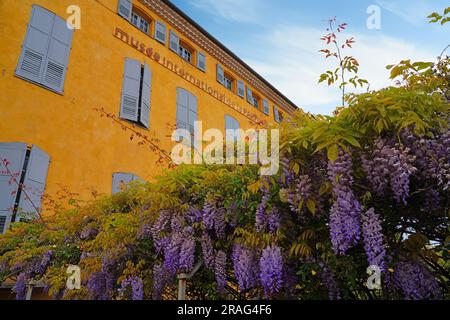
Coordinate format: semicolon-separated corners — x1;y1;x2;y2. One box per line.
0;0;297;234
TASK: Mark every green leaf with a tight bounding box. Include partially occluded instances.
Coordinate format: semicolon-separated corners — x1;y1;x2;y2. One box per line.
306;199;316;215
327;144;339;162
343;136;361;148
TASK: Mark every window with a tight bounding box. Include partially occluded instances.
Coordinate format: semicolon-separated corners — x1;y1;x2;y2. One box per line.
15;5;74;94
197;52;206;72
262;99;270;115
154;21;166;44
179;43;193;63
217;64;225;85
118;0;132;20
112;172;143;194
237;80;245;98
252;93;261;109
223;73;235;92
246;86;253;105
225;115;240;142
176;88;198;144
131;11;150;34
119;58;152;129
0;143;50;234
274;106;281;123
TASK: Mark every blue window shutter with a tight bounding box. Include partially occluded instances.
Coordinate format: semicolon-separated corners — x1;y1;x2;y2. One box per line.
263;99;270;115
237;80;245;98
176;88;189;127
225;115;234;141
0;143;28;233
118;0;132;21
112;172;134;194
197;52;206;71
120;58;141;122
246;86;253;104
154;21;166;44
17;145;50;220
16;5;54;84
187;91;198;141
169;30;179;53
216;64;224;84
140;63;152;128
41;15;74;93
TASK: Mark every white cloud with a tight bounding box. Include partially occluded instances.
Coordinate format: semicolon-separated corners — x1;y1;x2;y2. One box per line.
186;0;262;23
243;25;436;115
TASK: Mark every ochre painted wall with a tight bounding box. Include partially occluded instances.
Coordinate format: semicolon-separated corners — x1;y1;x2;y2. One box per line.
0;0;282;207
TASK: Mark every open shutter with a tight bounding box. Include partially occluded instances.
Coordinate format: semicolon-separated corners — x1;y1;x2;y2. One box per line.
118;0;132;21
237;80;245;98
225;115;234;141
112;172;134;194
17;145;50;220
169;30;179;53
140;63;152;128
246;86;253;104
262;99;270;115
41;15;74;93
0;143;28;233
16;5;54;84
197;52;206;71
120;58;141;122
154;21;166;44
216;64;224;84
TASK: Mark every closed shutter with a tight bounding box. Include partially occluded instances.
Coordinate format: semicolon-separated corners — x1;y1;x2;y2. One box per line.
237;80;245;98
154;21;166;44
41;15;74;93
197;52;206;72
17;145;50;219
188;92;198;140
140;63;152;128
274;106;280;122
112;172;134;194
216;64;224;85
246;86;253;104
120;58;141;122
225;115;240;141
176;88;197;143
0;143;28;233
16;5;54;84
118;0;132;21
169;30;179;53
262;99;270;115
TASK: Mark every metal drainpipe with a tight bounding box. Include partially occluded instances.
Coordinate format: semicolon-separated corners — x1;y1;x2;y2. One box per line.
177;262;202;300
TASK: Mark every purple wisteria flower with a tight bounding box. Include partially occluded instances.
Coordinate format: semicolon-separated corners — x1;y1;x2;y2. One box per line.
215;250;227;293
201;232;215;270
259;245;283;298
327;150;362;255
231;244;259;291
318;261;341;300
361;208;386;271
118;276;144;300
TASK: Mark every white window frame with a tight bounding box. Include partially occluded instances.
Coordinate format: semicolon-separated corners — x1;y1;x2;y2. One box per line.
131;11;150;35
179;44;193;63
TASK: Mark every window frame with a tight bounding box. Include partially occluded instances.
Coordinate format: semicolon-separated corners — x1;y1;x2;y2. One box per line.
223;72;235;92
130;10;151;35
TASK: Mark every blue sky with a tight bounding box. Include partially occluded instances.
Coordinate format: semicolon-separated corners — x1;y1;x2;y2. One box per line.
169;0;449;115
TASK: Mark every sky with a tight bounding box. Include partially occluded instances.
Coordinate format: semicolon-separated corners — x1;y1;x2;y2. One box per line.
169;0;450;115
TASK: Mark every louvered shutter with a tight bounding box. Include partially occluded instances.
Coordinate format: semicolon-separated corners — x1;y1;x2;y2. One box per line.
16;5;54;84
17;145;50;220
154;21;166;44
216;64;224;84
169;30;179;53
0;143;28;233
120;58;141;122
112;172;134;194
41;15;74;93
237;80;245;98
274;106;280;122
262;99;270;115
225;115;235;142
187;92;198;141
140;63;152;128
197;52;206;72
176;88;189;142
246;86;254;104
118;0;132;21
